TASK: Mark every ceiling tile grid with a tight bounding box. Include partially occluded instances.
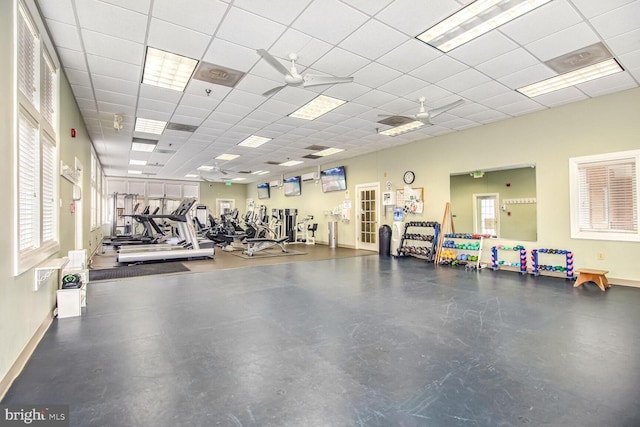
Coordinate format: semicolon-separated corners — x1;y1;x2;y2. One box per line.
33;0;640;181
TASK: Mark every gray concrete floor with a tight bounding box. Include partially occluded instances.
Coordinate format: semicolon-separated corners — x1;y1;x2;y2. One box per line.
3;255;640;426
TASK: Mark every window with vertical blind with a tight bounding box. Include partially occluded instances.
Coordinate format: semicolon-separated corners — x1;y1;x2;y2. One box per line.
14;1;60;275
570;150;639;242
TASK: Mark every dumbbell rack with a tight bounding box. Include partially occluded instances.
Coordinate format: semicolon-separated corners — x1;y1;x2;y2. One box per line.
397;221;440;262
530;248;575;279
439;234;484;269
491;245;527;274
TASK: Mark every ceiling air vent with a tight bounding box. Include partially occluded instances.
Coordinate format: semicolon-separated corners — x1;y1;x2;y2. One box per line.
155;149;176;154
303;154;321;160
166;123;198;132
265;161;281;165
545;42;613;74
192;62;245;88
377;116;415;127
305;145;329;151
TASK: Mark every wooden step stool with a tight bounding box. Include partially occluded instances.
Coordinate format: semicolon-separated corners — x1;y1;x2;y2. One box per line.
574;268;610;292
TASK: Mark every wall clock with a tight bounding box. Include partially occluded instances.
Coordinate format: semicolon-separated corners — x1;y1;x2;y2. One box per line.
403;170;415;185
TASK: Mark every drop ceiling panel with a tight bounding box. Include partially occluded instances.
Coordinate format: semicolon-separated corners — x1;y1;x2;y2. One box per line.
147;18;211;60
449;32;517;67
340;19;407;60
378;74;430;97
322;83;371;101
233;0;313;25
71;85;94;100
460;81;512;102
82;29;144;64
577;71;637;97
589;1;640;39
525;23;600;62
173;105;211;120
498;64;556;89
56;47;86;71
410;56;467;83
311;48;370;77
202;39;259;72
352;89;396;108
86;55;141;82
75;0;147;43
65;69;92;86
94;90;137;106
291;0;368;44
38;0;75;25
216;7;286;50
570;0;636;18
607;29;640;56
139;85;184;104
499;1;582;46
437;69;491;93
152;0;227;35
135;109;171;122
268;29;333;67
225;89;269;109
92;75;139;95
137;97;177;114
376;0;458;36
99;0;150;14
476;48;540;80
97;101;135;115
352;62;402;88
44;20;82;50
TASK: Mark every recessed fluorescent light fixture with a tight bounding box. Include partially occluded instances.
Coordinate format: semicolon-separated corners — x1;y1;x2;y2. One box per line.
216;154;239;161
281;160;304;167
128;170;142;175
251;170;270;175
131;141;156;152
238;135;271;148
129;159;147;166
517;58;624;98
379;121;425;136
184;174;198;178
142;47;198;91
134;118;167;135
416;0;552;52
197;165;214;171
316;147;344;157
231;177;246;181
289;95;346;120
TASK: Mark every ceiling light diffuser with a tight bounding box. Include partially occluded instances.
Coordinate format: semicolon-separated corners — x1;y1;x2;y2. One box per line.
231;177;246;181
289;95;346;120
216;154;239;161
197;165;214;171
134;118;167;135
131;142;156;152
517;59;624;97
184;174;198;178
238;135;272;148
142;47;198;91
251;170;270;175
417;0;552;52
280;160;304;167
128;170;142;174
379;121;425;136
129;159;147;166
316;147;345;157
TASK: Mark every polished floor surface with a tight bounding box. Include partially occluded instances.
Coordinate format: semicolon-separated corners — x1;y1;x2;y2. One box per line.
4;255;640;427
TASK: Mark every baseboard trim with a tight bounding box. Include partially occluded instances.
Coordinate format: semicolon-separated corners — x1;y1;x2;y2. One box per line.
611;278;640;288
0;310;54;400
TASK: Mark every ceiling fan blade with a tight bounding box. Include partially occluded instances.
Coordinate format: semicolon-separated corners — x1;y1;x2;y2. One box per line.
262;85;287;97
256;49;290;77
303;74;354;87
429;99;465;119
417;117;433;125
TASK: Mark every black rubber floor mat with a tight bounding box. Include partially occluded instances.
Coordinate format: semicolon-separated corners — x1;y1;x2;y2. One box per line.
89;262;190;282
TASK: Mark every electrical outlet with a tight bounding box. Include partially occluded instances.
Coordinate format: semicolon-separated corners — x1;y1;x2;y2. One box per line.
597;252;605;260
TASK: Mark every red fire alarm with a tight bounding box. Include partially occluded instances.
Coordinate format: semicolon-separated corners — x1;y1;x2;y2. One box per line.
71;128;76;138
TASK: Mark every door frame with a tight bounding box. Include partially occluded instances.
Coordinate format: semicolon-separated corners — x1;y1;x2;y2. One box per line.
355;182;380;251
472;192;500;237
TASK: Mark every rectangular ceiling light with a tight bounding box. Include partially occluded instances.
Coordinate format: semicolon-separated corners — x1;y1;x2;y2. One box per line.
197;165;214;171
280;160;304;167
379;121;425;136
134;118;167;134
238;135;272;148
289;95;346;120
251;170;270;175
216;154;239;161
417;0;552;52
184;174;198;178
129;159;147;166
231;177;246;181
316;147;345;157
142;47;198;92
128;170;142;175
517;59;624;98
131;141;156;152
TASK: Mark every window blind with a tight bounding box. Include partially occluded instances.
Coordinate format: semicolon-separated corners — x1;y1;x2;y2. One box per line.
17;4;38;106
18;113;38;251
42;135;56;242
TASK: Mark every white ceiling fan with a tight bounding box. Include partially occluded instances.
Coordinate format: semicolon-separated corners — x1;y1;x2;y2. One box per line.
382;97;465;125
256;49;354;97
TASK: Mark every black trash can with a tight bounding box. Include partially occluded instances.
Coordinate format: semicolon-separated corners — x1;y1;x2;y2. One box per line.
379;225;392;256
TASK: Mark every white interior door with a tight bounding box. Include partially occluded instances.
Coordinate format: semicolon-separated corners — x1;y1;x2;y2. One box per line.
74;158;83;250
216;198;235;217
473;193;499;237
356;182;380;251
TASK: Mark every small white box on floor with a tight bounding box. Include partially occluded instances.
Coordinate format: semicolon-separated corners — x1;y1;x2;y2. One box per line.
57;288;82;318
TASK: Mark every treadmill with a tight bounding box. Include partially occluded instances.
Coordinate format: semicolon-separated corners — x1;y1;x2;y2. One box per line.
117;198;214;263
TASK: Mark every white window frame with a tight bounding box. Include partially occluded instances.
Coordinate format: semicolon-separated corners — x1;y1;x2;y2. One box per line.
569;150;640;242
14;0;60;276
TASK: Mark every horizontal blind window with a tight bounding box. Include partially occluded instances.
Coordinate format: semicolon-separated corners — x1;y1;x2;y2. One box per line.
18;113;39;251
577;158;637;233
42;135;56;242
18;4;38;106
42;53;56;126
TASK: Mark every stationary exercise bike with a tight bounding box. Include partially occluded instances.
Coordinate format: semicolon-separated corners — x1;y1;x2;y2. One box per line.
295;215;317;245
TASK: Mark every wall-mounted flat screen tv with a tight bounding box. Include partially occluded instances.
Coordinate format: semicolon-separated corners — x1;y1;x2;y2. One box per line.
320;166;347;193
283;176;301;196
257;182;270;199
